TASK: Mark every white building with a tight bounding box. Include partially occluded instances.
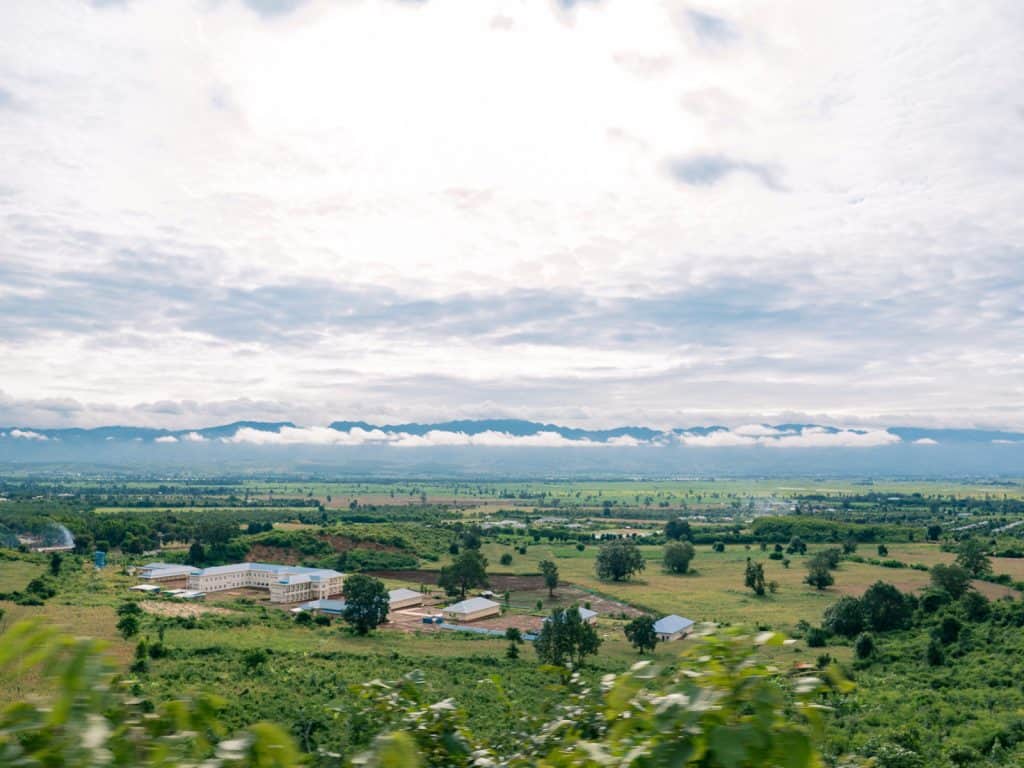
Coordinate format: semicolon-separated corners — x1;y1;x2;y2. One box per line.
138;563;201;582
442;596;501;622
653;614;694;642
543;606;598;625
186;563;344;603
388;588;423;610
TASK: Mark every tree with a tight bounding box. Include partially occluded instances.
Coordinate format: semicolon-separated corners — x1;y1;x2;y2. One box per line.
926;636;945;666
712;541;726;552
938;615;961;644
842;539;858;554
854;632;875;660
926;524;942;541
819;548;842;569
438;550;489;599
954;538;992;578
664;518;692;541
624;615;658;654
595;540;645;582
49;552;63;577
342;574;390;635
116;613;139;639
460;529;482;551
877;544;888;557
539;559;559;597
499;553;513;566
186;540;205;566
787;536;807;555
663;541;696;574
823;596;864;638
960;590;990;622
534;605;602;669
505;641;519;659
805;556;834;590
861;581;912;631
744;560;766;596
930;563;971;599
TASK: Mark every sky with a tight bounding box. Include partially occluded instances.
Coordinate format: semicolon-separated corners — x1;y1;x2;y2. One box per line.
1;0;1023;432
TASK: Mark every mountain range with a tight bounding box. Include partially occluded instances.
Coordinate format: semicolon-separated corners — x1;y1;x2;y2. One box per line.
0;420;1021;478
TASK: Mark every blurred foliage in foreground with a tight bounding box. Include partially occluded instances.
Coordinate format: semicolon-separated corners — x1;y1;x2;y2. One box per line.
0;619;841;767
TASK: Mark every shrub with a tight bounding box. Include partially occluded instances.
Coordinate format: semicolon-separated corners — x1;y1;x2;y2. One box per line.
823;596;865;638
806;627;828;647
861;582;912;632
243;648;269;668
938;615;961;645
959;590;990;622
854;632;875;659
662;541;696;574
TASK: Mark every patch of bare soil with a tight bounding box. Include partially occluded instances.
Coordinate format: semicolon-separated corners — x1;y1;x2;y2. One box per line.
139;601;234;618
245;544;303;565
557;585;645;618
246;534;405;565
368;569;546;591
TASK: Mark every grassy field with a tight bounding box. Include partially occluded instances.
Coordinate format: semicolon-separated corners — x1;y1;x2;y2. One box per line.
472;541;1017;628
91;506;314;515
0;557;43;592
235;478;1024;509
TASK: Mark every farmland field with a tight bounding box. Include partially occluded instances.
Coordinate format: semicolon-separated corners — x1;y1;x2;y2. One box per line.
3;474;1024;766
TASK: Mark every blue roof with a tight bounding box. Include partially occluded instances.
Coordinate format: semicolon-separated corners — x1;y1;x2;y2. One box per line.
653;615;694;634
194;562;341;578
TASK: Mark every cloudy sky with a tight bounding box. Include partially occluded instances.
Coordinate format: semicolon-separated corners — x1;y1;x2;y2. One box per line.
1;0;1023;431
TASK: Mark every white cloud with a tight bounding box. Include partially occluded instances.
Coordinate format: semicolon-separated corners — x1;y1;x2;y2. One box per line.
0;1;1021;429
732;424;791;437
221;426;386;446
222;426;623;448
182;432;208;442
677;425;901;448
392;430;609;449
9;429;47;440
677;430;759;447
913;437;939;445
154;435;178;443
765;428;901;449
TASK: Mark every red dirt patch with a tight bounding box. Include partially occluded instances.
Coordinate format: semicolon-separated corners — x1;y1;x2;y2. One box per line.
245;534;406;565
368;569;545;591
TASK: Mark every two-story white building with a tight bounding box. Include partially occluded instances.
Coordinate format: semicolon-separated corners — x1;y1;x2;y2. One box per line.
185;562;344;603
